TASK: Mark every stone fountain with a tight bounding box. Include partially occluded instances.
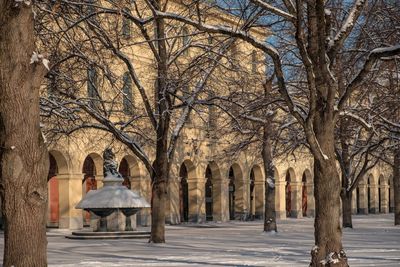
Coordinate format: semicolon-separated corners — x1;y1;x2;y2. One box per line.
66;148;150;239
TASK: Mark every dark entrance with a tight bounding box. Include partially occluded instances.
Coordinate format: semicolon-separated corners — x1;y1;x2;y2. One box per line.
179;164;189;222
205;166;213;221
48;153;59;227
229;167;235;220
302;173;307;217
119;158;131;189
82;156;97;226
356;187;361;214
285;172;291;217
249;169;255;220
367;177;371;213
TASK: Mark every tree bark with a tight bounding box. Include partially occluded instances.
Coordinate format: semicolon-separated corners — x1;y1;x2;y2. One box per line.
262;124;277;232
394;146;400;225
341;190;353;228
310;119;348;267
0;2;49;266
150;165;167;243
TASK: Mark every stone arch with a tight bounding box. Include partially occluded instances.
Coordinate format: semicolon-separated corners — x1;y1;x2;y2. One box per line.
179;162;190;222
81;153;103;226
357;176;368;214
47;150;69;228
285;168;296;218
367;174;377;213
228;163;245;220
302;169;313;217
205;161;226;221
378;175;385;213
119;155;141;189
250;164;264;219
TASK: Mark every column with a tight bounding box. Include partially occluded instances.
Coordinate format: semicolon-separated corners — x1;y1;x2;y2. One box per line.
351;190;357;214
275;181;286;219
306;182;315;217
290;181;303;218
389;185;394;213
187;178;206;223
369;184;379;214
212;178;229;222
358;185;368;214
254;181;265;219
380;184;389;213
57;173;83;229
167;176;180;224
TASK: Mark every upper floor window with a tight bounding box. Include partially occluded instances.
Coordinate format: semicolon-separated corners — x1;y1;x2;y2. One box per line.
251;50;257;73
122;72;133;115
182;27;190;55
87;65;99;109
122;7;132;38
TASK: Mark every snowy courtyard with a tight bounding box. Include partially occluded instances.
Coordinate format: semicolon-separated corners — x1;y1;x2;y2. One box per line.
1;214;398;267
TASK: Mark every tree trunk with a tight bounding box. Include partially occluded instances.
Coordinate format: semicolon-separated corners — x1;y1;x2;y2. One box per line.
0;2;49;266
310;118;348;267
341;190;353;228
262;124;277;232
394;147;400;225
150;169;167;243
149;0;170;243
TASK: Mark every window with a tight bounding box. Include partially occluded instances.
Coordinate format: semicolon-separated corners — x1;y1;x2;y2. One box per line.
182;27;189;55
251;50;257;73
122;8;132;38
122;17;131;38
122;72;133;115
87;65;99;109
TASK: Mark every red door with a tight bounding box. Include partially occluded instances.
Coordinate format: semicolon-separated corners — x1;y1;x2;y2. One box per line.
49;176;59;224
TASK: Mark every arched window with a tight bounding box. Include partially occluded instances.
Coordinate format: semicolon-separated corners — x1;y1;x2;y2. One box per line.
122;72;133;115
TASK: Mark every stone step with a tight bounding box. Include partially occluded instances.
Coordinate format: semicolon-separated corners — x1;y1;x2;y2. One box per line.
65;230;151;240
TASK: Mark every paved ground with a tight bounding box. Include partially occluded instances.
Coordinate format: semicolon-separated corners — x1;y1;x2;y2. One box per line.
1;214;399;266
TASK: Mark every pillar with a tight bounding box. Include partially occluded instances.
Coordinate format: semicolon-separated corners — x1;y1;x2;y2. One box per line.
254;181;264;219
128;175;149;226
351;190;357;214
167;176;180;224
275;181;286;219
369;184;379;214
187;178;206;223
290;181;303;218
306;182;315;217
212;178;229;222
380;184;389;213
389;185;394;213
58;173;83;229
358;184;368;214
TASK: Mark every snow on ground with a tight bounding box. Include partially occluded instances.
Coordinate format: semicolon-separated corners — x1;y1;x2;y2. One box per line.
0;214;399;266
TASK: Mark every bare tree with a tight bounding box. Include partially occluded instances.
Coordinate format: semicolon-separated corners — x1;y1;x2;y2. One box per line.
154;0;400;265
0;1;49;266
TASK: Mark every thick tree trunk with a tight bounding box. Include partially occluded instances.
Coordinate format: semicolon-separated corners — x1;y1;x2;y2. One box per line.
262;124;277;232
394;147;400;226
311;157;347;267
310;119;348;267
0;2;49;266
341;190;353;228
149;0;170;243
150;171;167;242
